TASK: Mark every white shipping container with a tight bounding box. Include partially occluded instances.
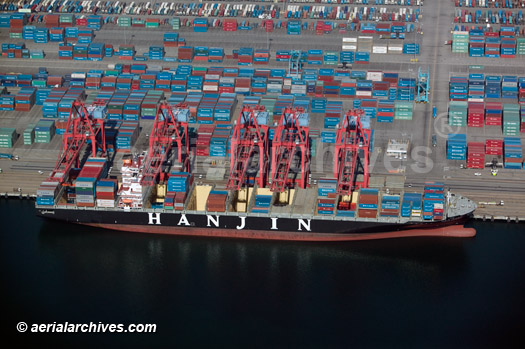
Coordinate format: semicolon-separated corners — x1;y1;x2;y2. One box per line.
342;37;357;43
366;71;384;81
342;45;357;51
356;91;372;97
203;85;218;91
96;199;115;208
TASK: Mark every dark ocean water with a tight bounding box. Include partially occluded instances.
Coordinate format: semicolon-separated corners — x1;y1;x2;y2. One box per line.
1;198;525;348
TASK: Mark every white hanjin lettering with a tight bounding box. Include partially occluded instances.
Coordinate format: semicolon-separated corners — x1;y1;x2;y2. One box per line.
236;216;246;230
177;214;190;226
148;212;161;225
297;219;311;231
207;215;220;227
271;217;278;230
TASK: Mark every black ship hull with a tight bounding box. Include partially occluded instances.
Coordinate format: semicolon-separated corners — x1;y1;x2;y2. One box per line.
36;207;476;241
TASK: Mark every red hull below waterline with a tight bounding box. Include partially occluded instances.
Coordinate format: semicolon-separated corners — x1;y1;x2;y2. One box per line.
82;223;476;241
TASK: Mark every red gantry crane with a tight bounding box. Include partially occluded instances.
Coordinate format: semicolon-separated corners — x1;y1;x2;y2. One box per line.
47;100;106;184
270;107;310;193
227;105;269;191
141;102;189;186
335;109;371;201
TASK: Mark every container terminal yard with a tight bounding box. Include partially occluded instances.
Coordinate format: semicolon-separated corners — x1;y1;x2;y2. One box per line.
0;0;524;230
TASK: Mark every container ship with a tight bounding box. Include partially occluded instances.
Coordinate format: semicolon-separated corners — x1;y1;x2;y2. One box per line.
35;101;476;241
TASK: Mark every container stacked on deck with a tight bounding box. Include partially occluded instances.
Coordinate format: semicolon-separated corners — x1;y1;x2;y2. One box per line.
118;157;146;209
252;194;272;214
36;180;61;206
207;190;228;212
96;179;117;208
165;172;192;211
449;101;468;126
447;133;467;160
197;94;217;124
503;137;522;169
422;183;445;221
75;157;107;208
214;94;236;123
503;104;520;136
467;142;485;169
358;188;378;219
210;125;231;157
380;195;400;218
316;178;337;216
401;193;422;218
467;101;484;127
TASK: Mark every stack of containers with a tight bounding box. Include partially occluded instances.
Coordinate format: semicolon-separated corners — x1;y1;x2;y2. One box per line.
197;94;217;124
238;47;254;65
196;125;214;156
380;195;400;218
401;193;422;218
75;157;107;208
116;121;139;152
34;28;49;43
148;46;164;60
36;180;60;206
500;36;516;58
503;137;522;169
323;51;338;65
9;13;26;39
485;102;502;126
0;93;14;111
34;119;56;143
65;27;79;41
518;37;525;56
377;100;394;122
193;46;208;62
447;133;467;160
88;43;105;61
422;183;445;221
502;76;518;99
208;48;224;62
253;49;270;65
193;18;208;32
49;27;64;42
78;29;94;43
485;37;500;57
469;29;485;57
358;188;378;218
23;124;35;145
118;17;131;27
214;94;236;123
0;128;17;148
468;74;485;100
14;87;36;111
207;191;228;212
394;102;413;120
95;179;117;208
58;42;73;59
397;78;415;101
467;101;484;127
503;104;520;136
141;90;163;119
59;14;74;27
86;15;103;31
118;44;135;60
467;142;485;169
485;139;503;156
246;191;271;214
522;105;525;132
324;100;342;129
402;43;420;55
287;20;301;35
452;31;469;53
73;43;89;60
448;101;468;126
316;178;337;215
449;76;468;100
223;19;237;32
171;17;180;30
210;126;231;157
22;25;35;40
485;75;501;99
520;78;525;102
165;172;192;211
